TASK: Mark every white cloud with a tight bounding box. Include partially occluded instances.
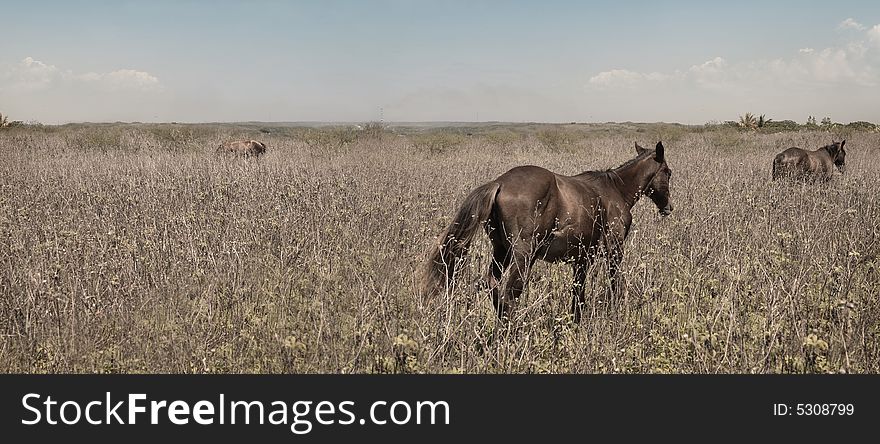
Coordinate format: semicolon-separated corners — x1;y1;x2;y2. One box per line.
588;69;670;90
0;57;162;93
840;18;866;31
869;24;880;46
587;21;880;93
2;57;62;92
78;69;162;91
0;57;166;123
687;56;730;89
689;56;727;73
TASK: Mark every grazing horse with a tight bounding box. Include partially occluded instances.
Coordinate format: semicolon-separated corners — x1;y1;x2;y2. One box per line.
217;140;268;157
422;142;673;323
772;140;846;181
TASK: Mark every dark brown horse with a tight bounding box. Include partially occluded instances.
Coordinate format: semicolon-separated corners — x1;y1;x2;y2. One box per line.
217;139;268;157
422;142;673;323
772;140;846;181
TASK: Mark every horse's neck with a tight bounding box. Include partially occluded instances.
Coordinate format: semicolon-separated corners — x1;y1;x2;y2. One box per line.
611;158;652;208
818;145;836;159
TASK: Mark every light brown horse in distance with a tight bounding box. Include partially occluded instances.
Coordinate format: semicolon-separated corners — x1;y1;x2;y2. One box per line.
772;140;846;181
217;140;268;157
422;142;673;323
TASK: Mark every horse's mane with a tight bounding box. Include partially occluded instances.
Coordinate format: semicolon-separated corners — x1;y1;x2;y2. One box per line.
811;142;842;157
574;150;654;180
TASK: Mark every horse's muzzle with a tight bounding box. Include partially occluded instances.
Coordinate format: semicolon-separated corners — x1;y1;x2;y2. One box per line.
659;205;673;216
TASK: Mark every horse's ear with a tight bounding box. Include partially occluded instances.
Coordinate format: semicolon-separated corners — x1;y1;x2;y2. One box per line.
635;142;648;155
840;139;846;149
655;141;665;162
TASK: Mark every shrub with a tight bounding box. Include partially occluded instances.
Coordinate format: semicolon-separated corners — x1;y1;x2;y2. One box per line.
536;128;578;151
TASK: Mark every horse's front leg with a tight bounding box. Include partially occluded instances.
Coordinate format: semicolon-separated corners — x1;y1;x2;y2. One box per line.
603;236;626;302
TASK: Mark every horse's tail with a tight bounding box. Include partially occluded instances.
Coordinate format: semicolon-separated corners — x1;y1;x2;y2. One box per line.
772;153;785;180
421;181;501;298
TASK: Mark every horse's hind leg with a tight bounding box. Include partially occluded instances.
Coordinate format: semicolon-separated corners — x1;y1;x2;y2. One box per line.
570;261;589;324
772;155;790;180
498;253;529;321
771;161;782;180
487;244;509;316
489;240;531;322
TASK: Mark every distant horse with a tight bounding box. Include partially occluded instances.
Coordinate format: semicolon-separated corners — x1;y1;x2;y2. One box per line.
422;142;673;323
217;140;268;157
772;140;846;181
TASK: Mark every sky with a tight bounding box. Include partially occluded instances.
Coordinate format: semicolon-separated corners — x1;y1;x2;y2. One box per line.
1;0;879;124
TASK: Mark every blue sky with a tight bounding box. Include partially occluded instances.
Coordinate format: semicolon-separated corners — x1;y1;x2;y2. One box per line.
1;0;879;123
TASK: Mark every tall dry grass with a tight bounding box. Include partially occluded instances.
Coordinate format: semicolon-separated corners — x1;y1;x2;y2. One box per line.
0;123;878;373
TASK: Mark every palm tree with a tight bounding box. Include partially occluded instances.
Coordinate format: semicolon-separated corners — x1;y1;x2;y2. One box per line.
757;114;772;128
739;113;757;130
0;112;9;128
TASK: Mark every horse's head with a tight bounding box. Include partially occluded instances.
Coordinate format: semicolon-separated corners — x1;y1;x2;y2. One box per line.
830;140;846;173
635;141;673;216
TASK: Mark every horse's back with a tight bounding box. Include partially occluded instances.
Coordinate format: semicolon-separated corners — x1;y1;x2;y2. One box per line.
488;166;563;239
772;147;831;180
219;139;266;156
775;147;807;162
493;166;558;208
493;166;612;217
496;165;556;184
490;166;610;258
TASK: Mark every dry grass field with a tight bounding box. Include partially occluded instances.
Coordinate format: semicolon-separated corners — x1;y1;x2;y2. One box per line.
1;122;878;373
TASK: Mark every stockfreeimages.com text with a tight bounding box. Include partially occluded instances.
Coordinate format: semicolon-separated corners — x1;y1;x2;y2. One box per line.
22;393;450;434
